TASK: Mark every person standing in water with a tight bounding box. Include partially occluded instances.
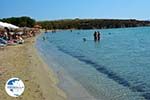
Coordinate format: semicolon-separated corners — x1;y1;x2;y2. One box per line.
97;31;100;41
94;31;97;41
93;31;101;42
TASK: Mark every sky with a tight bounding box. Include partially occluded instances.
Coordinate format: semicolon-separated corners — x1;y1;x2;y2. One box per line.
1;0;150;21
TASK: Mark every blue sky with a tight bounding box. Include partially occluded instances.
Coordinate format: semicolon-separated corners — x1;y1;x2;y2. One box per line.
1;0;150;20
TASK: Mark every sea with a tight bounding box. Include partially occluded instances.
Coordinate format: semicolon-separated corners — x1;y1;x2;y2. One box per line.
36;27;150;100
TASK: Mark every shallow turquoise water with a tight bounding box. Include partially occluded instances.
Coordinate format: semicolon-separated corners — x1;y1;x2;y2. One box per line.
36;27;150;100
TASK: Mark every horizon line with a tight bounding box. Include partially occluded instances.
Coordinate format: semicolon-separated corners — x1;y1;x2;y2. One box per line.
0;16;150;21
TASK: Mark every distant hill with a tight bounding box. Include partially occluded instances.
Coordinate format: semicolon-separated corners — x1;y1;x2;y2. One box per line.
37;19;150;30
1;17;150;29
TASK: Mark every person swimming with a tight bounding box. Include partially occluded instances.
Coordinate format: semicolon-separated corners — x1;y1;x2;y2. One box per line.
108;33;111;35
43;36;46;41
83;38;86;42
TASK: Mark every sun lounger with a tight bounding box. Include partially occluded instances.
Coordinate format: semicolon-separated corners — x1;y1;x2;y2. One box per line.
7;40;17;46
0;43;6;47
0;38;7;44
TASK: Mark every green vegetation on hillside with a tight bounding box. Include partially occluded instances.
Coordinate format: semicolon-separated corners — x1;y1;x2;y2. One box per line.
1;17;150;29
0;16;35;27
37;19;150;29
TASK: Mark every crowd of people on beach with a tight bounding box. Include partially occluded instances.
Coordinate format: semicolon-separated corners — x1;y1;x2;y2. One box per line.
0;27;39;47
1;26;102;47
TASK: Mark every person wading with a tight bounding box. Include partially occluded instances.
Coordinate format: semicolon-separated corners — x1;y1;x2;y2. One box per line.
93;31;100;42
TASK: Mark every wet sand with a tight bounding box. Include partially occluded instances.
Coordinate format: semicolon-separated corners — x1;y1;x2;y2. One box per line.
0;37;66;100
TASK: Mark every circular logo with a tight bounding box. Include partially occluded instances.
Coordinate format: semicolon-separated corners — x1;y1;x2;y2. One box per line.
5;77;25;97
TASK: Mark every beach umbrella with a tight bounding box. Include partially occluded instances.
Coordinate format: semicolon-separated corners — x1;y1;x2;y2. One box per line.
0;22;7;28
7;23;19;29
0;21;19;29
16;32;23;35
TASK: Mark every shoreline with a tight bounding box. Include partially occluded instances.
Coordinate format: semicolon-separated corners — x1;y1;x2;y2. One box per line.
0;36;67;100
36;33;98;100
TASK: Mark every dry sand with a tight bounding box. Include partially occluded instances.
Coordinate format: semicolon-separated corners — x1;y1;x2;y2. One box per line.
0;37;67;100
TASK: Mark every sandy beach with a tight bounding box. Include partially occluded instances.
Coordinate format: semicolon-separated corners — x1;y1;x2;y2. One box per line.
0;37;66;100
